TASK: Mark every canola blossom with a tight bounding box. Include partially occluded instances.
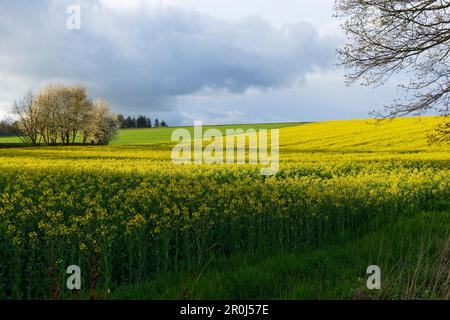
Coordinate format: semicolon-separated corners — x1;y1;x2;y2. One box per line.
0;117;448;299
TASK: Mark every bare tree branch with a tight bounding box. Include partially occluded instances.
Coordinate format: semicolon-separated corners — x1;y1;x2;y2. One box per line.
335;0;450;133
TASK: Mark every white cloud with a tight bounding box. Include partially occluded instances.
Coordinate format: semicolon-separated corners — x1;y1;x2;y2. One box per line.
0;0;340;119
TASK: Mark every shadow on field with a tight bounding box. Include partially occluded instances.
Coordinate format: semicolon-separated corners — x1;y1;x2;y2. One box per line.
0;142;104;148
0;143;34;148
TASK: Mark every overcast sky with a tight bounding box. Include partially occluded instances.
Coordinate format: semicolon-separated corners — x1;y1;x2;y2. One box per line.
0;0;401;124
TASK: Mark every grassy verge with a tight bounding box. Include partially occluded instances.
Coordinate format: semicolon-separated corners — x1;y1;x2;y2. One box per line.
103;210;449;300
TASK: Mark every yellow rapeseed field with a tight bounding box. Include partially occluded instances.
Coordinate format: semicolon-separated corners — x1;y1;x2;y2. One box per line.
0;116;448;298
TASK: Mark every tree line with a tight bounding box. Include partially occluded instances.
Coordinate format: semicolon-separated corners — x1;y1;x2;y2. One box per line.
13;84;119;145
5;84;172;145
117;114;168;129
0;120;17;136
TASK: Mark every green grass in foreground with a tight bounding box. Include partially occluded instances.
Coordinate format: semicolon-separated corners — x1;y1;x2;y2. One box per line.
101;210;449;300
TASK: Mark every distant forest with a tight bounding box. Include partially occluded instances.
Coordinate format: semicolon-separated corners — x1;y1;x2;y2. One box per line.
0;115;169;137
117;114;168;129
0;120;17;136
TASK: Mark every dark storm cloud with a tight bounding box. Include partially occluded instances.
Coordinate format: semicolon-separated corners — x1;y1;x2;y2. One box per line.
0;0;340;113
